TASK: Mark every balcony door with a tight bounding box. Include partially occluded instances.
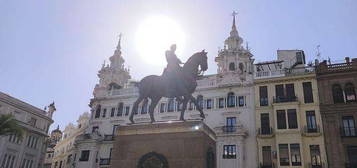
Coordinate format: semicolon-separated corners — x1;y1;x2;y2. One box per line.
262;146;272;168
347;146;357;167
226;117;237;132
261;114;271;134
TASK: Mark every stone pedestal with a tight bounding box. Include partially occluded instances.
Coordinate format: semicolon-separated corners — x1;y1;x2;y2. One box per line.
110;120;216;168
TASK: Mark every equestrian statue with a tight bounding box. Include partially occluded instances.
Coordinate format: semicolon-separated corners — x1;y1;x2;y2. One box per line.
129;44;208;123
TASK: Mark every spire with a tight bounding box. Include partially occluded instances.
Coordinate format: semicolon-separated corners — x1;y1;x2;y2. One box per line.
230;11;239;37
110;33;125;69
116;33;122;51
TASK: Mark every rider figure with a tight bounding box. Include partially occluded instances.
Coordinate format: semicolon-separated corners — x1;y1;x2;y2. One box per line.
164;44;183;97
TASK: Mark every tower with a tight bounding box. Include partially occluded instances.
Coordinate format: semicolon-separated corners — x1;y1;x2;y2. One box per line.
93;34;131;97
215;11;254;82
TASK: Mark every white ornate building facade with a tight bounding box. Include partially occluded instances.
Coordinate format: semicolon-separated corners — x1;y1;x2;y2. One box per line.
0;91;55;168
70;15;257;168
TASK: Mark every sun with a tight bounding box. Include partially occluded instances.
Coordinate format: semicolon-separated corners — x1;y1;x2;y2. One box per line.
135;16;185;66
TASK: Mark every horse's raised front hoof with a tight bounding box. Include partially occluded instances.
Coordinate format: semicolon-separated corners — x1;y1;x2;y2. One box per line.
200;113;205;119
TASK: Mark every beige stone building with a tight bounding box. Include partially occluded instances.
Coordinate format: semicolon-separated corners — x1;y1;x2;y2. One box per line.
51;112;89;168
0;91;55;168
254;51;328;168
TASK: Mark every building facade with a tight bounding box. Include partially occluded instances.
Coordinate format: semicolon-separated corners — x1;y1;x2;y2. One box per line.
51;112;89;168
316;58;357;168
254;51;328;168
0;91;55;168
72;15;257;168
44;126;63;168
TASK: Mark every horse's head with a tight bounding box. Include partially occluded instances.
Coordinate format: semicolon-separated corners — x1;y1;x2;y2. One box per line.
195;50;208;72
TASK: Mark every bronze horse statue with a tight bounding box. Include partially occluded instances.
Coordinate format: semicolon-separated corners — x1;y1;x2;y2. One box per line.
129;50;208;123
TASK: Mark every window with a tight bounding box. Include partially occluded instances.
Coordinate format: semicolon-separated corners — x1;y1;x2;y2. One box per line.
167;99;175;112
141;101;148;114
310;145;322;167
79;150;90;161
347;146;357;167
259;86;268;106
67;154;72;164
218;98;225;108
197;95;203;109
226;117;236;132
262;146;272;166
332;84;344;103
95;105;101;118
229;62;236;71
117;103;123;116
92;126;99;133
1;154;15;168
296;51;305;64
223;145;236;159
287;109;298;129
275;84;284;100
303;82;314;103
345;83;356;102
206;99;212;109
110;108;115;117
260;114;271;134
277;110;287;129
290;144;302;166
306;111;317;132
342;116;356;137
238;96;244;107
227;92;235;107
279;144;289;166
124;106;130;116
286;84;295;99
160;103;166;113
102;108;106;117
112;125;119;135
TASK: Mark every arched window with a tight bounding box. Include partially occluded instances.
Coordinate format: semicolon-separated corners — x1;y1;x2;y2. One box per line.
94;105;101;118
345;83;356;102
117;102;124;116
227;92;236;107
197;95;204;109
332;84;344;103
167;98;175;112
229;62;236;71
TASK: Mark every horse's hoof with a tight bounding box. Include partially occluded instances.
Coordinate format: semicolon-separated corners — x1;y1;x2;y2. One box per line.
151;120;155;123
179;117;185;121
200;114;205;119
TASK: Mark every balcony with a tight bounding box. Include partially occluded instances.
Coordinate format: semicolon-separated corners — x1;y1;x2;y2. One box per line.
259;163;275;168
302;125;322;137
273;96;298;103
103;135;114;141
340;127;357;137
99;158;111;165
260;98;269;106
257;127;274;138
222;126;239;133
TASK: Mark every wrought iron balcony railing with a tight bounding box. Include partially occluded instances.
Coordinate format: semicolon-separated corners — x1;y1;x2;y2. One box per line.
222;126;238;133
99;158;111;165
273;96;298;103
303;125;321;134
257;127;273;135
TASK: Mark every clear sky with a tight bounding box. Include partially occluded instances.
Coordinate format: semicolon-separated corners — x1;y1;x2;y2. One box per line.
1;0;356;131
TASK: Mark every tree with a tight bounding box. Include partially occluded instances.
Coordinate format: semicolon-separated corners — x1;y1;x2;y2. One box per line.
0;114;24;138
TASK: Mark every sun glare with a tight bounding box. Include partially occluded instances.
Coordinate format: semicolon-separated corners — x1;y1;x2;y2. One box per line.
135;16;185;66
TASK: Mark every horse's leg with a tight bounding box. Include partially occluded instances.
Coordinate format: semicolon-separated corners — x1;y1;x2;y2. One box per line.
148;96;161;123
179;96;189;121
129;96;145;124
189;95;205;119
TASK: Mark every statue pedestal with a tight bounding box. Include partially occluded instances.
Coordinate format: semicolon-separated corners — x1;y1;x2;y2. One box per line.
111;120;216;168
